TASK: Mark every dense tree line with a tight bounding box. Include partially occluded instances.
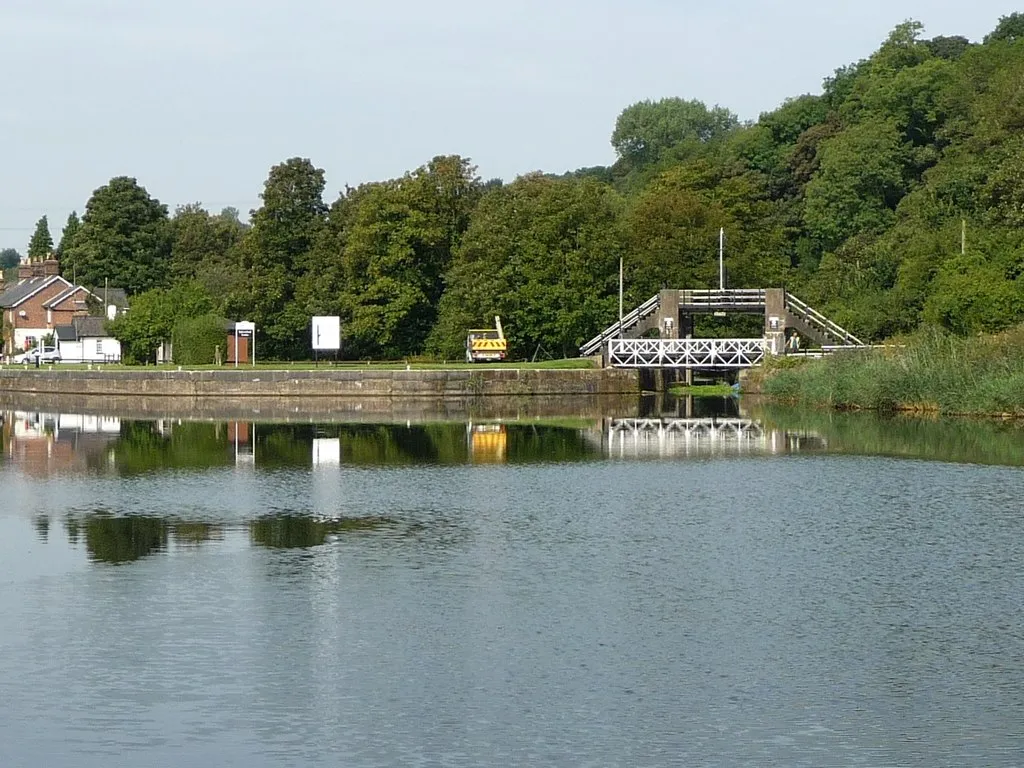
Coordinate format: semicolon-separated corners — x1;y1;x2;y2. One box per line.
18;14;1024;362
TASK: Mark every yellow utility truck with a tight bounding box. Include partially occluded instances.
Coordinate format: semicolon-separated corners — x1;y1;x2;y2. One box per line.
465;316;507;363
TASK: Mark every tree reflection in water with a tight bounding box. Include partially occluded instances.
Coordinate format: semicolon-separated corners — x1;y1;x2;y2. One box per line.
250;515;395;549
82;514;169;565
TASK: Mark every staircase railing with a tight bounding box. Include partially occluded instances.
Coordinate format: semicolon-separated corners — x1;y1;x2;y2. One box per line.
785;293;865;347
579;294;659;357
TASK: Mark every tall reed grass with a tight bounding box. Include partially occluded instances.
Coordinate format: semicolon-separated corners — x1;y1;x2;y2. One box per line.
762;326;1024;416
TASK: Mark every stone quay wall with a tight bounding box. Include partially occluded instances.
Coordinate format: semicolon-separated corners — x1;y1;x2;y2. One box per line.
0;367;640;399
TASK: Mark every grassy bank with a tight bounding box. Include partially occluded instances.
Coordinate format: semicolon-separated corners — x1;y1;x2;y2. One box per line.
668;383;736;397
4;358;596;373
761;326;1024;416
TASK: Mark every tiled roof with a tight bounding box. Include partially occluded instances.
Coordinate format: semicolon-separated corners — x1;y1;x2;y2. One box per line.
85;287;129;308
0;277;69;308
54;316;111;341
43;285;96;309
73;316;110;338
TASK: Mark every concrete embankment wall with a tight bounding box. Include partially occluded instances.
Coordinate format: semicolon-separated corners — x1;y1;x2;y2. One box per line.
0;367;639;399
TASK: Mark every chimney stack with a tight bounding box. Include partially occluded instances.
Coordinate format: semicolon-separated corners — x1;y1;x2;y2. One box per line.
42;257;60;277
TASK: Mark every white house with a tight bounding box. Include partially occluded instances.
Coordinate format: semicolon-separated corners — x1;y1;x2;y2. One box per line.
54;317;122;363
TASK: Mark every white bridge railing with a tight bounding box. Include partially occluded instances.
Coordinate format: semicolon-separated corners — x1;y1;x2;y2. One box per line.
608;338;769;369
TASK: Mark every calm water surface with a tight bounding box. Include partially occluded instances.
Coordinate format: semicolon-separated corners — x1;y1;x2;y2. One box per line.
1;402;1023;766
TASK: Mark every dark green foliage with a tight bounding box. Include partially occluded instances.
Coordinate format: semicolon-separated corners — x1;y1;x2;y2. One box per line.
56;211;80;260
429;174;622;359
328;156;483;358
169;204;247;299
926;36;972;61
0;248;21;269
172;313;226;365
611;98;739;170
984;13;1024;44
107;281;213;364
110;421;233;475
83;514;168;564
225;158;327;359
61;177;171;295
27;216;53;260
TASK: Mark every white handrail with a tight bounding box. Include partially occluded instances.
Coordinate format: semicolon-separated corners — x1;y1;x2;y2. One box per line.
785;293;865;346
580;294;659;356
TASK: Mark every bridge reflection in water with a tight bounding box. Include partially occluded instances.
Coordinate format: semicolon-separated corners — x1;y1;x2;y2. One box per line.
601;417;828;459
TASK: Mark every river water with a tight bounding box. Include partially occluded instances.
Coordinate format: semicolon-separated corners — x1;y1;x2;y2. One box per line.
1;398;1022;767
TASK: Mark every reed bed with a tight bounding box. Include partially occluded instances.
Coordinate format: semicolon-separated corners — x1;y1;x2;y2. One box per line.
762;326;1024;416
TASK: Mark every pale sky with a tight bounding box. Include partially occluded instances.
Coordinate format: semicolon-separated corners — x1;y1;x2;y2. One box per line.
0;0;1016;248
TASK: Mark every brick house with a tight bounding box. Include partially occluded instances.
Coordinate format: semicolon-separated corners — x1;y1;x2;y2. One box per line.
0;255;113;357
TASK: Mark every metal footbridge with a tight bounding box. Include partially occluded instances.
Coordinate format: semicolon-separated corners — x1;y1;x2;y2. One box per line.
608;338;768;369
580;288;865;369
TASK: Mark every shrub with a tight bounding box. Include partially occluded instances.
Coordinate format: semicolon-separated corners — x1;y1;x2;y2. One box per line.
172;314;226;365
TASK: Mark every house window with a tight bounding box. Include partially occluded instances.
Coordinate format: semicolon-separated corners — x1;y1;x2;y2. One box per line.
95;340;103;356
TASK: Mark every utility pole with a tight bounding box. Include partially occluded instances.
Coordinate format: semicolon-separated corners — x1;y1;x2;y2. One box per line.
618;256;624;338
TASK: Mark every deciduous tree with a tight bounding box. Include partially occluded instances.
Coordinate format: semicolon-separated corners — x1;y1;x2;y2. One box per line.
61;177;171;295
430;175;622;359
107;281;213;364
611;98;738;169
0;248;21;269
226;158;327;359
335;155;483;357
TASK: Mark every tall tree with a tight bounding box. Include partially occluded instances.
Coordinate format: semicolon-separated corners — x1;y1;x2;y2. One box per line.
611;98;739;169
802;119;909;250
60;177;171;294
985;13;1024;44
27;216;53;261
56;211;81;260
331;155;483;357
169;203;247;300
430;174;623;359
226;158;327;359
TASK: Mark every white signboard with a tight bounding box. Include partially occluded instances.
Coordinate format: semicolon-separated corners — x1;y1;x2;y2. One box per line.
312;316;341;351
233;320;256;367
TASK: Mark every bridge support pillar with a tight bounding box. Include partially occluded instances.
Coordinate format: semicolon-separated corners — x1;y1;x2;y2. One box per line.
680;313;695;385
764;288;787;356
657;290;681;339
